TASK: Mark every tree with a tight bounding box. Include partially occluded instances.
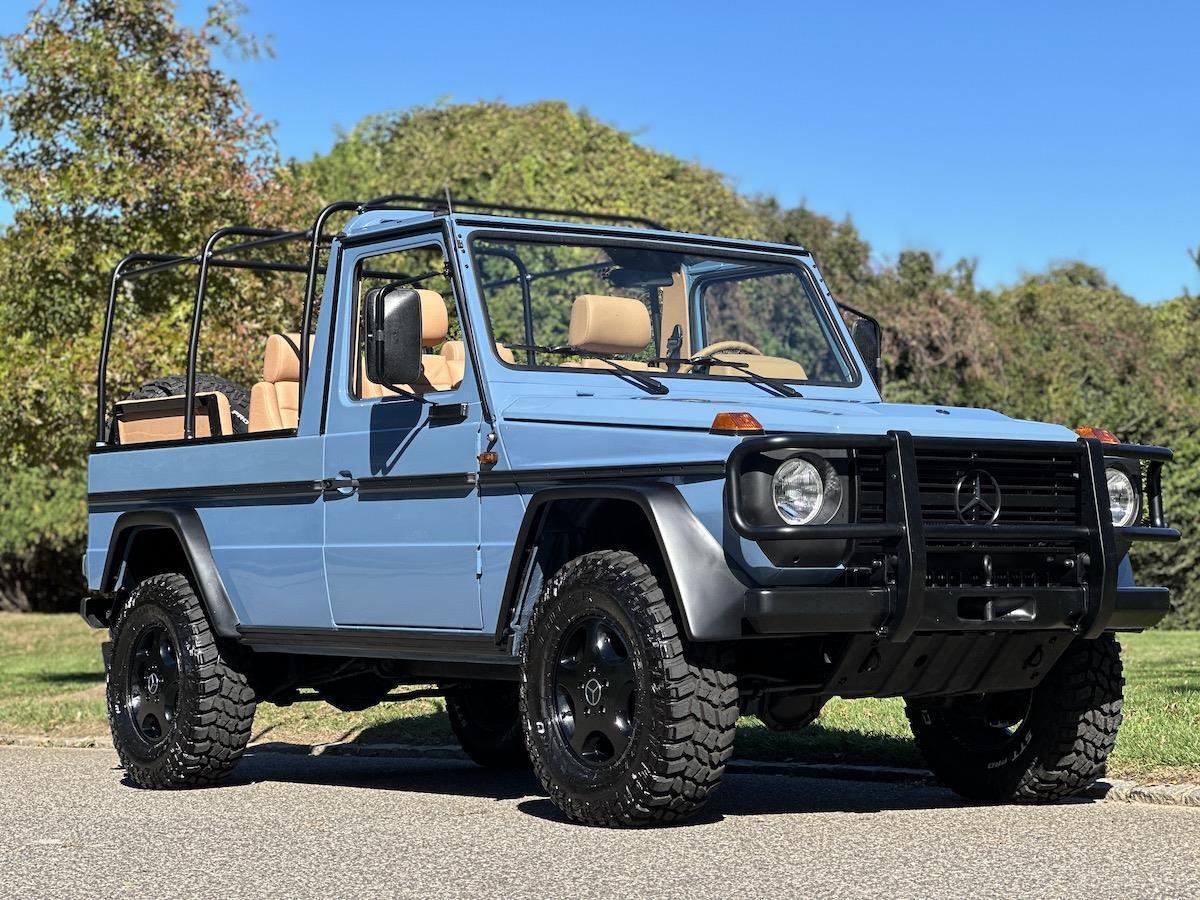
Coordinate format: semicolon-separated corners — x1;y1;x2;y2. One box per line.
303;101;762;239
0;0;308;609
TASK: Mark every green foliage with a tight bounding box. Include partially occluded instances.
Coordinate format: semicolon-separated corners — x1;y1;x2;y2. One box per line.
304;100;762;239
0;0;310;607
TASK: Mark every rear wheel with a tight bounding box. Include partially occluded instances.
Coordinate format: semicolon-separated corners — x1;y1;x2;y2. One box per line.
444;682;529;769
520;550;738;827
906;634;1124;803
107;573;256;788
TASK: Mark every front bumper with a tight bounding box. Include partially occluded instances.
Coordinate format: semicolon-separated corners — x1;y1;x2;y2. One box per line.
727;431;1179;640
744;585;1171;634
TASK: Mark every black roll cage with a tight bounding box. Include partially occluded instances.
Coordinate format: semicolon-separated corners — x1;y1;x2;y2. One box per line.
93;196;667;446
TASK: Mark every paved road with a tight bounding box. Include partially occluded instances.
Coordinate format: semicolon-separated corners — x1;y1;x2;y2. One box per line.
2;746;1196;899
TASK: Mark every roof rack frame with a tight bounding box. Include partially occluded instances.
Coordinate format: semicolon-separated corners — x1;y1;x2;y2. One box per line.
95;196;667;446
362;193;666;230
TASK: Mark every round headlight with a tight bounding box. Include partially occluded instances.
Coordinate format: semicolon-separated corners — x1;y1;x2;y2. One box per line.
773;458;839;525
1105;468;1139;527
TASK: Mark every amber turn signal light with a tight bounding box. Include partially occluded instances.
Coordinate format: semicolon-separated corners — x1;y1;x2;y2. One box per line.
477;451;498;465
710;412;764;436
1074;426;1120;444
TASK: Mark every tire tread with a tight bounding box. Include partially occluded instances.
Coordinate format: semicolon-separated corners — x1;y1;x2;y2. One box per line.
108;573;256;788
521;550;737;826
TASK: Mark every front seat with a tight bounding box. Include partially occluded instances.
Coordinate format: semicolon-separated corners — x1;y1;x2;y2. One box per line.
248;333;304;432
568;294;654;369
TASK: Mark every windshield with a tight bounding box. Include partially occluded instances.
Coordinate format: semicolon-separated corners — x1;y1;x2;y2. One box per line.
471;237;856;385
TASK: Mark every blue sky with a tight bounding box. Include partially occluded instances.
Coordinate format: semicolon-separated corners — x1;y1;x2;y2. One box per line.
4;1;1198;301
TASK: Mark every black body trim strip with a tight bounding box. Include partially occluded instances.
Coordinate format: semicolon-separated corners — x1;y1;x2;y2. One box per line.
237;625;516;665
89;480;320;509
87;461;725;509
478;461;725;486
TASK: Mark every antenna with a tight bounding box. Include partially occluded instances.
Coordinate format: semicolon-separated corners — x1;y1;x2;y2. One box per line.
443;185;454;215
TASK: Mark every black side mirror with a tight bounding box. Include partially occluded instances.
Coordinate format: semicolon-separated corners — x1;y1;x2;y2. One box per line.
364;286;423;387
837;302;883;391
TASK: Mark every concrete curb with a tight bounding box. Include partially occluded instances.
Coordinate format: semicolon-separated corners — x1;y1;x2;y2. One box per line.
1085;778;1200;808
6;734;1198;809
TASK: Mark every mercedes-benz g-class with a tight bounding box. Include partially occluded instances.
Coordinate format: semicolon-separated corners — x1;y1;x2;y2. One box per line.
82;196;1179;826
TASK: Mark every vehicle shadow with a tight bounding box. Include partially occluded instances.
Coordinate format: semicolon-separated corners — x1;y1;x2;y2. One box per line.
217;749;545;804
163;744;1046;824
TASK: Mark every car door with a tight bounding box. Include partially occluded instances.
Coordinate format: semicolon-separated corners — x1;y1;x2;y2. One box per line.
322;232;485;629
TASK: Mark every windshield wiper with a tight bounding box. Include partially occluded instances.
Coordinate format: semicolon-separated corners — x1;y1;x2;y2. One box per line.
653;352;803;399
509;344;669;396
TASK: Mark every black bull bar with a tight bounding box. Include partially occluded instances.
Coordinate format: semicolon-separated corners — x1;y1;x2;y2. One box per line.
726;432;1179;641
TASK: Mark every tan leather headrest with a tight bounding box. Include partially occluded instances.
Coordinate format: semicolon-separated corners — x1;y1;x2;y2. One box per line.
568;295;651;356
440;340;516;364
418;289;448;348
263;333;304;384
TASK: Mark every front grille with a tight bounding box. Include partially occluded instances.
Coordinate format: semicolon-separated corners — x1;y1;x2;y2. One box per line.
851;443;1083;589
913;447;1081;528
854;445;1081;530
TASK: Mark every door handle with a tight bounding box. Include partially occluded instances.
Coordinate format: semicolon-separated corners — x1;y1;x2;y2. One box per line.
318;470;359;495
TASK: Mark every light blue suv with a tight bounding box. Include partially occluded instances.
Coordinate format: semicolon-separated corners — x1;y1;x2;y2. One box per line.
83;197;1179;825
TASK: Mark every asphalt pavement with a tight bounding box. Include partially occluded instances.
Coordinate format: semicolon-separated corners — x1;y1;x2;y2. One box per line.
1;746;1196;899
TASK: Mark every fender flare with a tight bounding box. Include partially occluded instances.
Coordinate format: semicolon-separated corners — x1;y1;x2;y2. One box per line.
494;483;749;644
101;508;241;638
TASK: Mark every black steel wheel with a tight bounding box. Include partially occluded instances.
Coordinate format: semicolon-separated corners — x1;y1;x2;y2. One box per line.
521;550;738;827
125;624;180;742
907;634;1124;803
552;615;637;766
107;573;256;788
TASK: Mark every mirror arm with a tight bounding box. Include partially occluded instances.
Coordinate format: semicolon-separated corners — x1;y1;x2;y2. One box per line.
379;380;431;405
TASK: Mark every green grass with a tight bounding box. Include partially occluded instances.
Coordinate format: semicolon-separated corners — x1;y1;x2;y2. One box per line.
2;613;1196;782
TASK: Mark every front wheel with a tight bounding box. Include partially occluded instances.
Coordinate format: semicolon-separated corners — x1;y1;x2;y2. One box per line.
520;550;739;827
107;573;257;788
906;634;1124;803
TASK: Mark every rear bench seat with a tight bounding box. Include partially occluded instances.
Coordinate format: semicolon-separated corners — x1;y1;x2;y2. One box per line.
115;392;234;445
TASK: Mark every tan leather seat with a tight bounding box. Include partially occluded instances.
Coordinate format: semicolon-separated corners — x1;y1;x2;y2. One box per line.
708;354;808;380
568;295;655;370
117;392;234;444
249;333;304;432
440;340;516;381
360;290;463;398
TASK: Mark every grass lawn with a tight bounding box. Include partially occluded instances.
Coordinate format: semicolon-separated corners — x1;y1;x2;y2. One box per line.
2;612;1196;783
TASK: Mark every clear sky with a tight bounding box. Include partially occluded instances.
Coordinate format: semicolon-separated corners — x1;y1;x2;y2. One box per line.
4;1;1198;302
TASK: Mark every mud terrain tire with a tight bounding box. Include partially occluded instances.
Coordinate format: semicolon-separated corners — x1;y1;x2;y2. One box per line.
107;573;257;788
520;550;738;827
126;372;250;433
906;634;1123;803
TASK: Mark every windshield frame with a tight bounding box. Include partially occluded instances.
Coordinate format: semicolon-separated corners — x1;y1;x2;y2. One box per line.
466;227;864;391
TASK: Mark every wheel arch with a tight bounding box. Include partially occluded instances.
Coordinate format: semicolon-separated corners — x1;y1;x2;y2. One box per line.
494;483;748;646
99;508;241;638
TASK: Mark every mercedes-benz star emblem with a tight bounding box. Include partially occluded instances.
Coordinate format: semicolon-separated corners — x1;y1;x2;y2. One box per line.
146;672;161;695
583;678;603;707
954;469;1002;524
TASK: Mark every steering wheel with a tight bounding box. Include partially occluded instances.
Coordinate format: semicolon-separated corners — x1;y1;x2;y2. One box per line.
690;340;764;369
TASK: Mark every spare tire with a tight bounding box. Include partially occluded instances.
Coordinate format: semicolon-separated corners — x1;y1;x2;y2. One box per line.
124;373;250;434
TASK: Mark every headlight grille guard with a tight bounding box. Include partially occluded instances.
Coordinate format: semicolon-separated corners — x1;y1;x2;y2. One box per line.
724;431;1180;642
